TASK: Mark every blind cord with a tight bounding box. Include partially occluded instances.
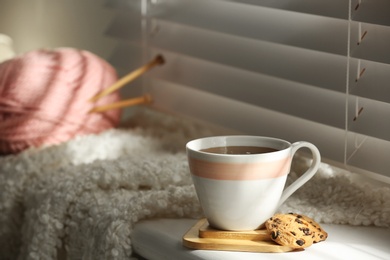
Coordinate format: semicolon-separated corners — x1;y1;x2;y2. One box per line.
344;0;352;165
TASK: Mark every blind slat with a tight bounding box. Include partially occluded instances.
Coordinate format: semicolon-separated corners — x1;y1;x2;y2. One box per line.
350;22;390;64
150;20;347;92
351;0;390;26
150;52;346;129
154;0;348;55
349;59;390;104
217;0;349;20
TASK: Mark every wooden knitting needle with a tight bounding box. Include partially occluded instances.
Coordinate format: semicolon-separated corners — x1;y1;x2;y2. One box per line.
89;54;165;102
88;94;152;113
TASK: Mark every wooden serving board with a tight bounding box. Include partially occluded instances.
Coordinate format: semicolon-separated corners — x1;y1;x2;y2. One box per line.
182;219;296;253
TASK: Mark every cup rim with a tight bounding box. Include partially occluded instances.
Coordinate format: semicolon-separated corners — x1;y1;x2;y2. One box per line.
186;135;291;158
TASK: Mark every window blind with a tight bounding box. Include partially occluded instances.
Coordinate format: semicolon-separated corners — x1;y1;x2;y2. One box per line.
105;0;390;183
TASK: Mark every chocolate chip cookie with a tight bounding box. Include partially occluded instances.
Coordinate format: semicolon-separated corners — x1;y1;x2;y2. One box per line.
265;213;328;249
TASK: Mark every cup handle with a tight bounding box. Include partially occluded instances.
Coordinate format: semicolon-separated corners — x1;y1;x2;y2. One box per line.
277;141;321;208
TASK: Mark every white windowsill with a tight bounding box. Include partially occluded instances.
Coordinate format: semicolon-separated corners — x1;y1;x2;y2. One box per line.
132;218;390;260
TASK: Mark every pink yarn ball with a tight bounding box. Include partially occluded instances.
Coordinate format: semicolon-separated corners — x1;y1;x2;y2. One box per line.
0;48;121;155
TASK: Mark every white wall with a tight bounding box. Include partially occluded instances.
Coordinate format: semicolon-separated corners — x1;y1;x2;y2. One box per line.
0;0;116;59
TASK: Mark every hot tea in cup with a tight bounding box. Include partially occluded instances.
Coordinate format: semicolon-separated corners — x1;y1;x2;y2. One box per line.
186;135;321;231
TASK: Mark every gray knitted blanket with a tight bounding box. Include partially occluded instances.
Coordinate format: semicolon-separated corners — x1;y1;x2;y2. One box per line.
1;108;389;259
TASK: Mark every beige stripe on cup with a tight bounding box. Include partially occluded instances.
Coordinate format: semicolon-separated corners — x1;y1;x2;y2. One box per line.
189;157;292;180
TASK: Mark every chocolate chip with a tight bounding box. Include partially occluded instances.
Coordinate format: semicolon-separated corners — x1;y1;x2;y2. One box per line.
295;218;303;224
290;231;296;236
299;227;311;235
296;239;305;246
296;215;302;218
271;231;280;240
274;218;282;224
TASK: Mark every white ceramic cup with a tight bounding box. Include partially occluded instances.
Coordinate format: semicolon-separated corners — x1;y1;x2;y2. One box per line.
186;135;321;231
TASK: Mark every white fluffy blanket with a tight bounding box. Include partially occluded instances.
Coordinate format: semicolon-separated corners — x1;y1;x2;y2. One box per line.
1;108;389;260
